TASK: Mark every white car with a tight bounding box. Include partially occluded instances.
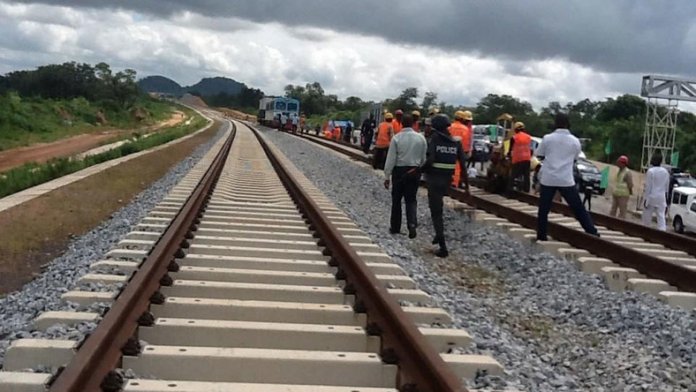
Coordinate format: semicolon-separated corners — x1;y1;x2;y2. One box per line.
669;187;696;234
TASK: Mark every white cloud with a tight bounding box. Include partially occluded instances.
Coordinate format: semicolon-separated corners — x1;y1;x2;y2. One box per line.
0;2;659;111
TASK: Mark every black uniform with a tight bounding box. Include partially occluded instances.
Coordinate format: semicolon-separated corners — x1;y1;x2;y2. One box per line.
361;117;377;154
423;129;468;256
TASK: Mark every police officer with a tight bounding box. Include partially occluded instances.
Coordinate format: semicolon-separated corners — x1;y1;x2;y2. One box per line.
423;114;470;257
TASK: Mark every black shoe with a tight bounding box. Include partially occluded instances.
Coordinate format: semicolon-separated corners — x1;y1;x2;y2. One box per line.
435;248;449;258
389;228;401;234
408;228;417;239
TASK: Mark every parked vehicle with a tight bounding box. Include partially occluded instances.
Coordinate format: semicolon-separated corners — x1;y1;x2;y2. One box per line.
471;139;491;162
574;158;604;195
669;187;696;234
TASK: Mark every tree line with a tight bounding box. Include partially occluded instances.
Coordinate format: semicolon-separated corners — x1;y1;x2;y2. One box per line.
197;86;265;113
0;62;141;109
278;82;695;173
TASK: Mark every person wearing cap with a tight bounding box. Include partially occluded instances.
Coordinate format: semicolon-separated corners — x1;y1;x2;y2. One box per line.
449;111;472;188
610;155;633;218
507;121;533;192
384;113;428;238
536;113;599;241
393;109;404;134
411;110;421;132
374;113;395;169
423;107;439;138
423;114;469;257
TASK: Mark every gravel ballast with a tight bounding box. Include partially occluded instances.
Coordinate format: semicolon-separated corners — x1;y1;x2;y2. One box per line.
262;128;696;392
0;126;227;367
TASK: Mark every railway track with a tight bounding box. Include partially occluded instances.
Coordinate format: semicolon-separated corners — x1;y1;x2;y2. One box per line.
284;130;696;310
0;121;505;392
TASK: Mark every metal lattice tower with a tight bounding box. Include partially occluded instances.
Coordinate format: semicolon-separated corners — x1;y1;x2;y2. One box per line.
640;75;696;170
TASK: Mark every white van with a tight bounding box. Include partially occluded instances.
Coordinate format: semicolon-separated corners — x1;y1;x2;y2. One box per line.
669;187;696;234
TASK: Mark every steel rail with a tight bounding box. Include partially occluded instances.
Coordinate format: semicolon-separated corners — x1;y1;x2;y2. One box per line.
247;123;466;392
282;129;696;292
49;121;236;392
449;188;696;292
285;130;696;257
511;191;696;257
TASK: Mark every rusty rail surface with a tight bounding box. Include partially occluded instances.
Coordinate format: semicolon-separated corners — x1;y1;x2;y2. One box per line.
49;121;236;392
248;123;466;392
284;128;696;292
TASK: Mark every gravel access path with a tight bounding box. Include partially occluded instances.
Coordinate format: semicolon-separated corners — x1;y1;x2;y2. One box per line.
0;127;227;367
262;128;696;392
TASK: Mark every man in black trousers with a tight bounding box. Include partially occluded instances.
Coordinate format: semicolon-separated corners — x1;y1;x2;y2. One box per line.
384;113;428;238
536;113;598;241
423;114;469;257
361;114;377;154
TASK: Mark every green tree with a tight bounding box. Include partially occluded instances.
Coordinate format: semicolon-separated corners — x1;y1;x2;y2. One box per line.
475;94;535;124
420;91;438;113
387;87;419;113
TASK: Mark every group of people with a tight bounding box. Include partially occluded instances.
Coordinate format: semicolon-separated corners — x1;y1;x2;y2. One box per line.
322;121;354;143
276;113;304;133
610;153;671;231
380;111;610;257
375;109;472;257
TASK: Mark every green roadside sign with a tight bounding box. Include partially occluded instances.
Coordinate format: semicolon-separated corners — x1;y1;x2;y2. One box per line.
489;125;497;142
600;167;610;189
671;151;680;167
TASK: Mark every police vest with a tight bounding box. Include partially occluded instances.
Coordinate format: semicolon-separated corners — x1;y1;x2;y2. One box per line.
511;132;532;163
431;134;460;174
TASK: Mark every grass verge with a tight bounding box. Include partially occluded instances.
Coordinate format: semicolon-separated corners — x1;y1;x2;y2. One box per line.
0;121;220;294
0;113;208;198
0;94;176;151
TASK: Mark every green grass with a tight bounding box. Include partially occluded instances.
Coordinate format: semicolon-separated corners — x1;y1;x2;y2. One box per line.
0;92;176;151
0;113;208;198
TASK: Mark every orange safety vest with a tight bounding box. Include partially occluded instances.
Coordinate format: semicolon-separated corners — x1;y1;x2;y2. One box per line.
392;120;403;134
449;121;467;150
333;127;341;140
375;121;393;148
511;131;532;163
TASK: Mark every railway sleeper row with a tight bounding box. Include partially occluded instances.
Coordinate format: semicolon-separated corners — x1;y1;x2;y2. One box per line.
0;122;507;392
466;189;696;310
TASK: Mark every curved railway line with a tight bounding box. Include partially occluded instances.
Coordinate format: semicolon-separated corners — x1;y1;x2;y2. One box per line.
285;131;696;308
0;121;506;392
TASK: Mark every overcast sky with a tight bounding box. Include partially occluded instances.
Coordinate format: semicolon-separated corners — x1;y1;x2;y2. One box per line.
2;0;696;109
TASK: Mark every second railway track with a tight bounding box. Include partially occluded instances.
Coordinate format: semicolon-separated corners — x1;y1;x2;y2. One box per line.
0;120;505;392
285;130;696;310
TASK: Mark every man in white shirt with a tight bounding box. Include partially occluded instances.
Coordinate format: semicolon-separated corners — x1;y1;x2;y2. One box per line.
384;113;428;238
535;113;599;241
641;154;670;231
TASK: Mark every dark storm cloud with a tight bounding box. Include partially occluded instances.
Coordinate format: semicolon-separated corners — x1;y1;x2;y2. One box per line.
7;0;696;76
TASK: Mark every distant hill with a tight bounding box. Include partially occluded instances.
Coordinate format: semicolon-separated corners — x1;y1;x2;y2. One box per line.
138;76;244;97
138;76;183;95
187;77;243;96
